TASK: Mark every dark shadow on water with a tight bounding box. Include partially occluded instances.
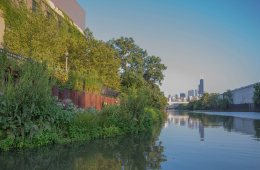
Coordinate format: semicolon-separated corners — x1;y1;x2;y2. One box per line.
0;125;167;170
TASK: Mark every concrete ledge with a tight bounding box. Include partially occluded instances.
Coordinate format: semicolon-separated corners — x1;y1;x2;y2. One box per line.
0;9;5;48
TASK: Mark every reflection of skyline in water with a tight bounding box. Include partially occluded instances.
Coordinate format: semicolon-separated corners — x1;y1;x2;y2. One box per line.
166;111;260;140
1;111;259;170
165;113;205;141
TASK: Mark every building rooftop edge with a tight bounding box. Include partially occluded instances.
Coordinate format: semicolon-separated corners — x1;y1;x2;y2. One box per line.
46;0;85;34
230;82;260;92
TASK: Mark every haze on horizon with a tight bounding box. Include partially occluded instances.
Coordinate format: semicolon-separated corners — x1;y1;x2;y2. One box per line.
77;0;260;96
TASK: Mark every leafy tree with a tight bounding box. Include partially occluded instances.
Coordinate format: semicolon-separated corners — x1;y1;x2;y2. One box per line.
223;90;233;104
109;37;168;109
179;90;234;111
253;83;260;105
108;37;146;74
84;27;94;40
108;37;147;88
144;56;167;85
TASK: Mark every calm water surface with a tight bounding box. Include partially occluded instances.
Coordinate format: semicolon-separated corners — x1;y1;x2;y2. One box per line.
1;111;260;170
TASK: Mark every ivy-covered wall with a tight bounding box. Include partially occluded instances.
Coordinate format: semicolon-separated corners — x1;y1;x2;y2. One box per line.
0;0;120;93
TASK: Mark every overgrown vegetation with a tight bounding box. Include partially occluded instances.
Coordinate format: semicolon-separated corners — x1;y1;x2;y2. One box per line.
0;0;121;92
0;1;168;151
179;91;233;111
0;53;166;151
109;37;168;110
0;127;166;170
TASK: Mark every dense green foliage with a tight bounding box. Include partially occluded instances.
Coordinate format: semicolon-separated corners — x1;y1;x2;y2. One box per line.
253;83;260;105
0;1;168;151
0;55;73;150
69;93;166;143
179;91;233;111
108;37;167;87
109;37;168;110
0;55;166;151
0;0;121;92
0;127;166;169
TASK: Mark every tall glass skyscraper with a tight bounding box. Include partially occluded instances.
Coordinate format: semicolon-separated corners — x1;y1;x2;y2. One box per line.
198;79;204;96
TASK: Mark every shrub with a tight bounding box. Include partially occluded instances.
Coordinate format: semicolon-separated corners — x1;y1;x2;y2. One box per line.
69;110;102;140
0;59;73;142
0;61;51;139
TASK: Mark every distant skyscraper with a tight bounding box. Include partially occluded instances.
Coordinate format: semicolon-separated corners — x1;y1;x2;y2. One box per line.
188;90;195;97
195;89;198;96
198;79;204;96
180;93;186;99
174;94;179;100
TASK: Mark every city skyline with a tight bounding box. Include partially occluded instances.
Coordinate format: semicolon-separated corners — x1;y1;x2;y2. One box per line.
77;0;260;95
169;78;204;98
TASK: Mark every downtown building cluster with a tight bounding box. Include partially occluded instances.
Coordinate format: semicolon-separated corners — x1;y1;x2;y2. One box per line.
168;78;205;103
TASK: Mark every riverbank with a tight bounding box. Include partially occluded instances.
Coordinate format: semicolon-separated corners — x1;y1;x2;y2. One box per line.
0;1;168;152
0;59;167;151
177;92;260;112
0;124;166;170
0;102;166;151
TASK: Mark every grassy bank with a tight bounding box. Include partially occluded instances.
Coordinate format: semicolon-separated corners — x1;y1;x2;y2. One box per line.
0;105;165;151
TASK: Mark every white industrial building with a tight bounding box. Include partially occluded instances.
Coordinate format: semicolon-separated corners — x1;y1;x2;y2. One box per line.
231;84;256;104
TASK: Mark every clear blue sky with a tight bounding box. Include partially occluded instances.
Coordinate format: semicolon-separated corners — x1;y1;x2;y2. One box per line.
77;0;260;95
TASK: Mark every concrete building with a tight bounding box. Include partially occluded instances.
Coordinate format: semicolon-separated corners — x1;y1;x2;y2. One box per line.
0;10;4;48
231;83;256;104
218;82;260;112
50;0;86;31
0;0;86;47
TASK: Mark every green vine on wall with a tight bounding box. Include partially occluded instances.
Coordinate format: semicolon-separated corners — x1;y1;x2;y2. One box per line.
0;0;121;93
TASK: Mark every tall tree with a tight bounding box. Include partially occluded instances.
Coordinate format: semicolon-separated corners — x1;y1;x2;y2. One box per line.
108;37;147;88
223;90;233;104
108;37;147;74
143;56;167;85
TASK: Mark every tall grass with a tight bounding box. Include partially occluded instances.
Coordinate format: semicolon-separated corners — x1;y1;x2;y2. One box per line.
66;71;103;93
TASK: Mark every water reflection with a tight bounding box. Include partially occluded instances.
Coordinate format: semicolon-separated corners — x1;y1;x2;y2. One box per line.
0;125;167;170
166;110;260;140
1;111;260;170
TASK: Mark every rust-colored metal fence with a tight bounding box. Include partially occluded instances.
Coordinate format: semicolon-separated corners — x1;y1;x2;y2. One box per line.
52;86;118;110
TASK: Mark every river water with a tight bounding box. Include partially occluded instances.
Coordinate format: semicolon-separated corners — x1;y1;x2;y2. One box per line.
1;111;260;170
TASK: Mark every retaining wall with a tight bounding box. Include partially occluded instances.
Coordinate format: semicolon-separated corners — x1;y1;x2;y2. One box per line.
52;86;118;110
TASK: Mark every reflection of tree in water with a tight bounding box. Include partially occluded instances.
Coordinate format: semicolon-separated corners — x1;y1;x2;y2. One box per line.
254;120;260;140
222;116;234;132
0;124;166;170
